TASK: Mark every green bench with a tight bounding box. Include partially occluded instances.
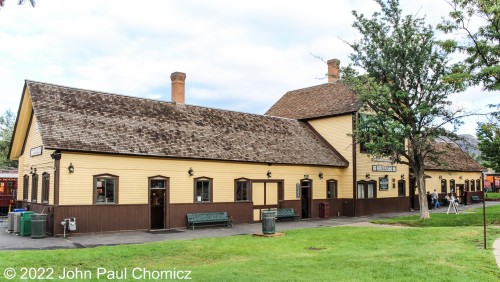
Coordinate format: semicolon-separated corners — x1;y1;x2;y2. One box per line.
471;196;481;203
276;208;300;221
186;212;233;230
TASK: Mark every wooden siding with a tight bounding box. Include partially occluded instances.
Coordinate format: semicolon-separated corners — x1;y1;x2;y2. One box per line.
168;202;253;228
58;152;344;206
418;171;482;195
308;115;353;199
355;197;410;216
53;204;149;235
17;115;56;205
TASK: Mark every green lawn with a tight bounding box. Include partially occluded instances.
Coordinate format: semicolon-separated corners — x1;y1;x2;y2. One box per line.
1;209;499;281
371;204;500;227
486;192;500;200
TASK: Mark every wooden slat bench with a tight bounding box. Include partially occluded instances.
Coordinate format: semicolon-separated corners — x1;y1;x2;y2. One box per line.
186;212;233;230
471;196;480;203
276;208;300;221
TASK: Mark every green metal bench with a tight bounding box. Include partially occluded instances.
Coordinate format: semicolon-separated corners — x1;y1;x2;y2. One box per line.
471;196;481;203
276;208;300;221
186;212;233;230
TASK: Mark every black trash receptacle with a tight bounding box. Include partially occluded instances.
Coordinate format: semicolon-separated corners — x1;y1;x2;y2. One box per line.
261;210;277;234
31;214;47;239
319;202;330;218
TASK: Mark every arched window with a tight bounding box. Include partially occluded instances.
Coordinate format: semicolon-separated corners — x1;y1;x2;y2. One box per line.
41;172;50;203
465;180;470;191
449;179;455;194
470;179;475;191
94;174;119;204
441;179;447;193
326;179;338;199
357;180;376;199
476;179;481;191
31;173;38;203
235;178;251;201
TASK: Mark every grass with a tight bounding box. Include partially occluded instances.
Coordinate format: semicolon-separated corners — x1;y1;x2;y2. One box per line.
486;192;500;200
0;208;499;281
371;204;500;227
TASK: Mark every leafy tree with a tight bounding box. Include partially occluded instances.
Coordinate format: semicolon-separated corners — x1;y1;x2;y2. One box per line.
0;109;18;169
344;0;465;219
477;104;500;171
438;0;500;91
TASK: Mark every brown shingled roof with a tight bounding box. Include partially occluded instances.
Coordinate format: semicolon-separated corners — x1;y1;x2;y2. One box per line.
265;82;360;120
425;142;485;172
27;81;348;167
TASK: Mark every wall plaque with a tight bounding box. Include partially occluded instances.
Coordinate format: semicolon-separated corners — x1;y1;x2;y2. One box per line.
30;146;43;157
372;165;396;172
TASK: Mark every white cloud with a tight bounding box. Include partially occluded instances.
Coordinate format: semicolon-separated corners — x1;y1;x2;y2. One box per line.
0;0;497;136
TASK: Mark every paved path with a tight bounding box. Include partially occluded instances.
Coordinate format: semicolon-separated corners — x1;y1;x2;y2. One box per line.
1;201;499;268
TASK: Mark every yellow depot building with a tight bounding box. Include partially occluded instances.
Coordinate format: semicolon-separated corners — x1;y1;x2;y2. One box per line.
8;61;484;235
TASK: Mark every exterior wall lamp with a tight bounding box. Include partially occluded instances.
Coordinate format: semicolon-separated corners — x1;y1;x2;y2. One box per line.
439;175;442;180
366;173;370;179
267;170;272;178
304;174;309;179
188;167;194;176
30;167;36;175
319;172;324;179
459;176;463;180
401;174;405;180
68;163;74;173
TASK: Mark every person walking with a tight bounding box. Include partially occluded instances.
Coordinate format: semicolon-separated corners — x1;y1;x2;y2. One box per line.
426;191;433;210
432;189;440;209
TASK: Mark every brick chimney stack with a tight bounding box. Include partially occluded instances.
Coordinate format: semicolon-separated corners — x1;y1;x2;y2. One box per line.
327;59;340;83
171;72;186;104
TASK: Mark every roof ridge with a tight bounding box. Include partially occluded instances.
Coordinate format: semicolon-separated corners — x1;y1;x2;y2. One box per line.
25;80;301;123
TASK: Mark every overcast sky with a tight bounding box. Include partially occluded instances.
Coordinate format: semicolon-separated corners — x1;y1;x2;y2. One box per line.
0;0;497;135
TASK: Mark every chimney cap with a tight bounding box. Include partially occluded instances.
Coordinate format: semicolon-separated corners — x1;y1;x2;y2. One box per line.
170;72;186;81
327;59;340;66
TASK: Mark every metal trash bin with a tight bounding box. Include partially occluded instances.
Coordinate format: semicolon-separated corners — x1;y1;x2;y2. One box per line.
31;214;47;239
20;211;34;237
13;212;23;233
7;212;16;232
319;202;330;218
261;210;277;235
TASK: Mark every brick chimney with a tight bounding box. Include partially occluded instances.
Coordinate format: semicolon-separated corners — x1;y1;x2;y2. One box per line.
170;72;186;104
327;59;340;83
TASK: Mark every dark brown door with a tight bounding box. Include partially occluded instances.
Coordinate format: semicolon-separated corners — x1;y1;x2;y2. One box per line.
301;180;312;218
150;189;165;229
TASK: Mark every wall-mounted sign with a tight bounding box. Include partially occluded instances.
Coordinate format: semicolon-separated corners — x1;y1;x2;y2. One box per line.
379;177;389;191
30;146;43;157
372;165;396;172
371;157;392;163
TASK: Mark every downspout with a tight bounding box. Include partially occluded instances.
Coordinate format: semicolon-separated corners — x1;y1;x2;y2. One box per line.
352;113;357;217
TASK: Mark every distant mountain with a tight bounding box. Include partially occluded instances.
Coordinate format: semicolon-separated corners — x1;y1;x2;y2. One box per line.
456;134;481;160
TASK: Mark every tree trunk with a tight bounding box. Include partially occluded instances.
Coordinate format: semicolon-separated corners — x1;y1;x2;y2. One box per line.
415;165;430;219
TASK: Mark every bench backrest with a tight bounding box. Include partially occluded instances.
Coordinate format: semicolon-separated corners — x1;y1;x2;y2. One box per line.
277;208;296;216
187;212;228;222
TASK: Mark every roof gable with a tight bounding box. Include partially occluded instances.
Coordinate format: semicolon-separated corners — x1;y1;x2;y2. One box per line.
26;81;348;167
265;82;360;120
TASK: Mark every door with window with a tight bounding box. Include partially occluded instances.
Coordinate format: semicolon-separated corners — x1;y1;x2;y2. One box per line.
149;177;168;230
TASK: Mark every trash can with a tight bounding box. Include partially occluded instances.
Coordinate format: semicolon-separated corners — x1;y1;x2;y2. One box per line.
13;212;23;233
31;214;47;239
7;212;16;232
261;210;277;235
20;211;34;237
319;202;330;218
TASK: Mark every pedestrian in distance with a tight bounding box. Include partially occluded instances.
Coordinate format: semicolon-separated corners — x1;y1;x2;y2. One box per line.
432;189;440;209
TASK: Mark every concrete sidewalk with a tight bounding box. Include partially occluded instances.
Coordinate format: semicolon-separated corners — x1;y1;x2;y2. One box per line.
1;201;499;269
